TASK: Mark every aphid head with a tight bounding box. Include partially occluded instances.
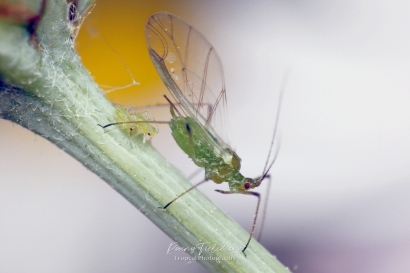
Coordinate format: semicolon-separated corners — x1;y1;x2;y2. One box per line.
240;177;261;191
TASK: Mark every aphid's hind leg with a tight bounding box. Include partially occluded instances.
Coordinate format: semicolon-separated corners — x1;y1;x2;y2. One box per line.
214;189;261;258
159;178;209;209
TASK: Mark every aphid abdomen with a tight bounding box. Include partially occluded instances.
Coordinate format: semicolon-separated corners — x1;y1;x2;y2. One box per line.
170;116;218;166
170;116;245;187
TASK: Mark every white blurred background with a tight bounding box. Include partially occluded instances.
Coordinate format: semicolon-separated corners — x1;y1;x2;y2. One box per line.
1;0;410;272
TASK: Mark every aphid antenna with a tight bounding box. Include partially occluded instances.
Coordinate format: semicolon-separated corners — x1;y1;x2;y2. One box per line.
260;70;289;177
254;69;290;245
258;137;281;184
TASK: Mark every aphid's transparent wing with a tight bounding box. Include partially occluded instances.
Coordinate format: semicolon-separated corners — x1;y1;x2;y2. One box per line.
145;12;230;149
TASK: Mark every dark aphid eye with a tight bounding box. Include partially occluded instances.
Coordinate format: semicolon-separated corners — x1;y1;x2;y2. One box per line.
244;182;250;189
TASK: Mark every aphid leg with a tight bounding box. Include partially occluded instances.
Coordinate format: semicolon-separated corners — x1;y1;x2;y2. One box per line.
159;178;209;209
257;174;271;242
98;120;170;129
163;95;183;116
215;189;261;257
261;69;288;175
98;118;191;133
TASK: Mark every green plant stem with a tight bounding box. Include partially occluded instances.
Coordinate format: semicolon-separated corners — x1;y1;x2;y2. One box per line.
0;0;291;272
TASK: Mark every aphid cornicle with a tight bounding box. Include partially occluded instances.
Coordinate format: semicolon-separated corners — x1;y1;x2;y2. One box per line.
101;12;283;256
